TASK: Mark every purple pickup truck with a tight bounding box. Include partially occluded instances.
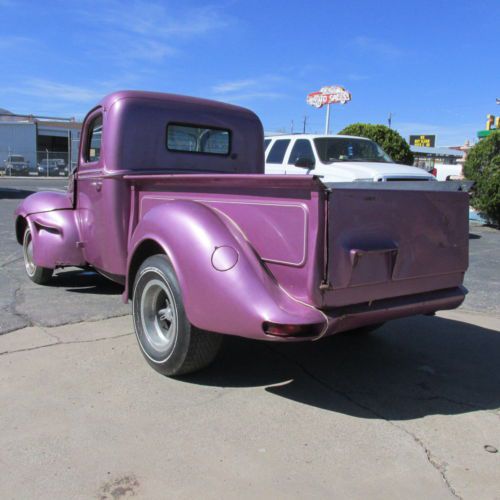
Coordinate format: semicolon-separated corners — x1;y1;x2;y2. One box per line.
14;91;469;376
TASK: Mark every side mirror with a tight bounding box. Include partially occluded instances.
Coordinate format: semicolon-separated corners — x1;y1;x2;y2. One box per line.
294;157;315;169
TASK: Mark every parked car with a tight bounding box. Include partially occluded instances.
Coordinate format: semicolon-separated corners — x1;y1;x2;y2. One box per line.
37;158;67;176
264;134;435;182
14;91;468;377
4;154;30;176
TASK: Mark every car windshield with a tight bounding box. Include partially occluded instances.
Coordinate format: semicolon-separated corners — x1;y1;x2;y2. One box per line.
10;156;24;162
314;137;393;163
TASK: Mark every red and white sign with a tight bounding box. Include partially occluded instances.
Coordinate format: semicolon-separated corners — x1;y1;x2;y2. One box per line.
306;85;352;108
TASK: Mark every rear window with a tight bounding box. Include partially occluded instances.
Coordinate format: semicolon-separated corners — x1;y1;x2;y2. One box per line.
266;139;290;164
167;124;230;155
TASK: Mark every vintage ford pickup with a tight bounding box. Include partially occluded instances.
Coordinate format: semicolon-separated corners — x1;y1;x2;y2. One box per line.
14;91;469;376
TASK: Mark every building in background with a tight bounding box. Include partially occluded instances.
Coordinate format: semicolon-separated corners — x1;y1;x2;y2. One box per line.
410;145;465;172
408;132;468;180
0;108;81;176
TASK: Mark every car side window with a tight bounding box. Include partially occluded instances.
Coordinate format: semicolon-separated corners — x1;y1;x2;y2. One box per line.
288;139;315;166
85;114;103;163
264;139;271;151
266;139;291;164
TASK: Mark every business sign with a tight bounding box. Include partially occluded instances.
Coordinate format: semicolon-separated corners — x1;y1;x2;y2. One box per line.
477;114;500;140
485;114;500;130
409;135;436;147
306;85;352;108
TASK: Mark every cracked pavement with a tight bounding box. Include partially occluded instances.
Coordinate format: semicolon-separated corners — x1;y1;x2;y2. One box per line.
1;179;499;499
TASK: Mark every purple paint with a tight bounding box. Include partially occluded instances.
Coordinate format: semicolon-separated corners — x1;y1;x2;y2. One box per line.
14;91;468;342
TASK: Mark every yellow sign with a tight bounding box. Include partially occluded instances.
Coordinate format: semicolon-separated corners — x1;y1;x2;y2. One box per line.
409;135;435;147
486;114;500;130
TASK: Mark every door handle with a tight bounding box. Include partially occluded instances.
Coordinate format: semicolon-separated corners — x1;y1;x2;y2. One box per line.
91;180;102;192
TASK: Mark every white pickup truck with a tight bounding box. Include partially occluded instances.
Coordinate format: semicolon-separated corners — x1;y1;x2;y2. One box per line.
265;134;435;182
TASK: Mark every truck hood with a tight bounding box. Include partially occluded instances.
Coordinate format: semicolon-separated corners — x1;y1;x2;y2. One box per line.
325;161;433;181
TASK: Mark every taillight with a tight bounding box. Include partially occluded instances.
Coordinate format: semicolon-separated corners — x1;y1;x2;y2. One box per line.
430;168;437;177
263;322;324;337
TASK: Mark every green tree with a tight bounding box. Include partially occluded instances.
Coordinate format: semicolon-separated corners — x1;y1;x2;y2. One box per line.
338;123;414;165
463;131;500;225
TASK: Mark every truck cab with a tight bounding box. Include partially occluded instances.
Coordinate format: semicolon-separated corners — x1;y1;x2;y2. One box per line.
265;134;435;182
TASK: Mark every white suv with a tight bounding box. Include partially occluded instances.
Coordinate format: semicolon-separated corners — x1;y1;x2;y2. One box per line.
264;134;435;182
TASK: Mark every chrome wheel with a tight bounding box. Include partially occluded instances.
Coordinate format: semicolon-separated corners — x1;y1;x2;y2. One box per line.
132;255;222;376
139;277;178;359
23;229;36;277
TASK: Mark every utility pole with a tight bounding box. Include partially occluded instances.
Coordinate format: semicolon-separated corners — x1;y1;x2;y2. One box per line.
303;115;307;134
388;112;393;128
290;119;294;134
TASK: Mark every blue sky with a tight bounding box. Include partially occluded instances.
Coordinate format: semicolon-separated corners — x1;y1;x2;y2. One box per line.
1;0;498;145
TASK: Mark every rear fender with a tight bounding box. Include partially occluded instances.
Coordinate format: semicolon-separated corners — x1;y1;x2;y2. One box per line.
127;200;326;339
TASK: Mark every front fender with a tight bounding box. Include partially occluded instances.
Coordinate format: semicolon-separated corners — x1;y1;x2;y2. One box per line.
23;211;85;269
127;200;326;340
15;191;72;218
15;191;85;269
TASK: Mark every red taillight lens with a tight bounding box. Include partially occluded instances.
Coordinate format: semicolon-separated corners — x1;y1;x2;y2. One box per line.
431;168;437;177
263;322;324;337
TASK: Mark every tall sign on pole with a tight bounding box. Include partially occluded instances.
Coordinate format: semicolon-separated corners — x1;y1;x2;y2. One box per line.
306;85;351;134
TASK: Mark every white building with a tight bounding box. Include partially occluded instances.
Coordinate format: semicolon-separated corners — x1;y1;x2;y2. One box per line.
0;108;82;174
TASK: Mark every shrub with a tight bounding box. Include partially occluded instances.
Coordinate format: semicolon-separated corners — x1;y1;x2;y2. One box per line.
463;131;500;225
338;123;414;165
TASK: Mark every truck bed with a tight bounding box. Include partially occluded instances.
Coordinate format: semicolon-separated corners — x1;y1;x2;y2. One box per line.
124;174;468;337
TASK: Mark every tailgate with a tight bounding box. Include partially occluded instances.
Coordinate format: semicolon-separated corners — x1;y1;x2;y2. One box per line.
322;182;469;308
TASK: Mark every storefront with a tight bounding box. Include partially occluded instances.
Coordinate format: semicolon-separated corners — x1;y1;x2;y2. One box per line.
411;146;464;172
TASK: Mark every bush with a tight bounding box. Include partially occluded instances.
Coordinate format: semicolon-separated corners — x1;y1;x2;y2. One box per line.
463;131;500;226
338;123;414;165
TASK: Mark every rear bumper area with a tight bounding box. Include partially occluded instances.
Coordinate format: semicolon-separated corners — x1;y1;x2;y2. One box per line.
320;286;467;338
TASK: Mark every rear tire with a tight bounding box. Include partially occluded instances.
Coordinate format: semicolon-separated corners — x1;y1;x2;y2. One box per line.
23;228;53;285
132;254;222;376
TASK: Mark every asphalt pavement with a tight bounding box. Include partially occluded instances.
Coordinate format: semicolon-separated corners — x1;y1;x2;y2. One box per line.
1;177;499;499
0;177;129;335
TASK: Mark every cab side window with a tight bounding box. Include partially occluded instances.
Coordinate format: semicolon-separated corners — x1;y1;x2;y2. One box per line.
85;114;103;163
266;139;290;164
288;139;315;166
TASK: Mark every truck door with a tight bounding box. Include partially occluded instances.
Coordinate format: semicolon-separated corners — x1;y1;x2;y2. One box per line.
76;109;108;271
285;138;316;176
75;108;128;280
